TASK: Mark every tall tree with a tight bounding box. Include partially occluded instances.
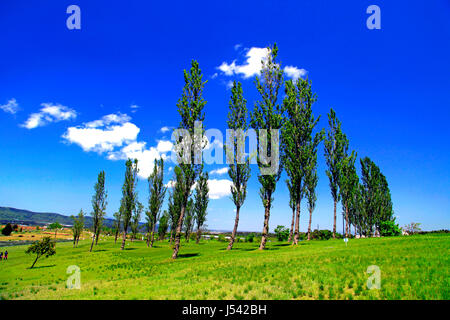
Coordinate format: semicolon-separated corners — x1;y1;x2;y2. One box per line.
282;77;323;245
158;210;170;241
339;151;358;237
194;172;209;244
305;133;323;240
146;158;167;247
113;204;122;244
131;201;143;241
324;108;348;238
286;179;297;242
120;159;139;250
168;184;182;244
183;198;195;242
226;81;251;250
71;209;84;247
250;43;284;250
171;60;207;259
90;171;108;252
360;157;393;236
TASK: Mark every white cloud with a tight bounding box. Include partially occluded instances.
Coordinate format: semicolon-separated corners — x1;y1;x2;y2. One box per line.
210;167;229;175
160;126;171;133
63;112;173;179
0;98;19;114
207;179;233;199
63;120;139;153
218;46;308;81
284;65;308;80
85;112;131;128
204;137;223;151
157;140;173;153
22;103;77;129
218;47;269;78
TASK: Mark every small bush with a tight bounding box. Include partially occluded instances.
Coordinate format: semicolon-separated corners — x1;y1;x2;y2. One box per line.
1;223;13;236
246;233;255;243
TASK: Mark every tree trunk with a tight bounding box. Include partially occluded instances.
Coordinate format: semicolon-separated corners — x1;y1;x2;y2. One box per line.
227;205;240;250
259;194;272;250
114;229;119;244
30;255;40;269
89;232;95;252
120;229;127;250
95;229;100;245
293;200;301;245
172;205;186;259
196;227;201;244
345;205;349;238
150;223;156;248
307;207;313;241
332;200;337;239
288;206;295;243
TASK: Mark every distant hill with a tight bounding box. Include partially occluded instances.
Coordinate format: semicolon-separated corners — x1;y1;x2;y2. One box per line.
0;207;116;228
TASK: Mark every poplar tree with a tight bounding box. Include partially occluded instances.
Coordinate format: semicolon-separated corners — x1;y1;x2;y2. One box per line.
90;171;107;252
120;159;139;250
131;201;143;241
158;210;170;240
286;179;297;243
172;60;207;259
282;77;323;245
324;108;348;238
113;205;122;244
339;151;358;237
226;81;250;250
146;158;167;247
168;185;181;244
305;133;323;240
183;198;195;241
250;43;284;250
194;171;209;244
71;209;84;247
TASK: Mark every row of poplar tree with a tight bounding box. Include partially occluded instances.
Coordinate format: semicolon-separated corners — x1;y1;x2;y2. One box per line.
72;43;394;259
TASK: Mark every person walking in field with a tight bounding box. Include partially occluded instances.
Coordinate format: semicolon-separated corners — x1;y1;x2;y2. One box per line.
4;250;7;260
0;252;3;260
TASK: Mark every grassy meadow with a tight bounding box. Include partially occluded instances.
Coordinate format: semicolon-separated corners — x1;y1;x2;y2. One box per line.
0;233;448;300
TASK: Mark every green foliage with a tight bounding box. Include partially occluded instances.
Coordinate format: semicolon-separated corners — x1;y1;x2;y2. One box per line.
131;202;143;240
1;223;13;236
183;199;195;241
250;44;284;249
48;222;62;230
310;229;333;240
245;233;255;243
379;220;402;237
71;209;85;247
360;157;394;236
90;171;108;250
324;108;349;237
146;158;167;246
157;210;169;240
120;159;139;250
194;171;209;242
172;60;207;258
25;236;56;269
274;225;289;241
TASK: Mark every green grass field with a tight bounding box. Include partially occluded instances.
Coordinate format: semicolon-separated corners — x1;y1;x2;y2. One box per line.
1;234;448;300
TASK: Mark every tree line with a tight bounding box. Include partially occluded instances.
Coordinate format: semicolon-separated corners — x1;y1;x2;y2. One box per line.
72;43;396;259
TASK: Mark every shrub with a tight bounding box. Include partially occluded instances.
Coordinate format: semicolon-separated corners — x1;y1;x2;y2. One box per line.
218;234;226;242
274;225;289;241
379;220;402;236
246;233;255;243
1;223;13;236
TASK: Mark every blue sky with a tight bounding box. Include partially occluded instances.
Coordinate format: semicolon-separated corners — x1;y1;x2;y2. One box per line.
1;0;449;232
